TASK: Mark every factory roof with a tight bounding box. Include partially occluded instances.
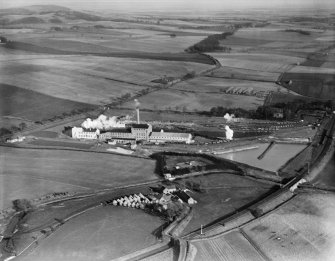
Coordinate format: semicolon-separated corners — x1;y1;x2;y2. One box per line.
150;132;191;138
106;128;131;133
81;128;99;133
131;123;150;129
111;137;135;140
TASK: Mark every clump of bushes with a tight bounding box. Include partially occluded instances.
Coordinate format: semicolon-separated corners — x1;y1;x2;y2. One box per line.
285;29;311;35
12;199;34;212
185;32;234;53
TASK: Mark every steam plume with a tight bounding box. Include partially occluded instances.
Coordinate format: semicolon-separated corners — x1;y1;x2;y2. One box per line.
81;114;125;130
224;113;234;122
134;99;140;109
225;125;234;140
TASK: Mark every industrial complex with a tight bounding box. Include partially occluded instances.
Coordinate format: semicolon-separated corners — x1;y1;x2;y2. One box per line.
69;107;194;144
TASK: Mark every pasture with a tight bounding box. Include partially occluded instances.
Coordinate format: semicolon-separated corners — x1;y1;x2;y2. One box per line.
121;88;264;112
0;146;158;210
19;206;164;261
0;83;96;122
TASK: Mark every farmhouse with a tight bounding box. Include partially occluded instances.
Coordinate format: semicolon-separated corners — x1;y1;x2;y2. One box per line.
272;108;284;119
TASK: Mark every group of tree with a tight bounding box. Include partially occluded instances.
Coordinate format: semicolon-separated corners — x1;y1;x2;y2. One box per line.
185;32;234;53
12;199;34;212
0;122;27;138
285;29;311;35
145;201;184;222
0;36;8;43
205;99;334;120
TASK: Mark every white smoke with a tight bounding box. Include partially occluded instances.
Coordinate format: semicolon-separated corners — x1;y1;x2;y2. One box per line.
225;125;234;140
224;113;234;122
81;114;125;130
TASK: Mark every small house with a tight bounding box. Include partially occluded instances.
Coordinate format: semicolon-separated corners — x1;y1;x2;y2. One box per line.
175;191;197;205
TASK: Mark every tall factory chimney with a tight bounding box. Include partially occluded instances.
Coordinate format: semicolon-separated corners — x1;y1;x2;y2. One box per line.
134;99;140;124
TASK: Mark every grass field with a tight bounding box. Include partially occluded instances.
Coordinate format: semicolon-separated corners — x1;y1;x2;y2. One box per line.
0;146;158;209
0;83;96;122
121;89;264;112
19;206;164;261
175;173;275;236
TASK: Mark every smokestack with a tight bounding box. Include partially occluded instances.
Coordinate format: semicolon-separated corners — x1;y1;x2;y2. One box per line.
136;109;140;124
134;99;140;124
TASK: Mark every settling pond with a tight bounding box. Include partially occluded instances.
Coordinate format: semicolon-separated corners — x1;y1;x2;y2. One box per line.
218;143;307;172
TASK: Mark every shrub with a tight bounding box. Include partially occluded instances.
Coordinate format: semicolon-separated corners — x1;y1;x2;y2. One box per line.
12;199;34;212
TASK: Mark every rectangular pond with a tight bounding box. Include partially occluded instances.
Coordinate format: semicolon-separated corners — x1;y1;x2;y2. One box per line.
217;143;307;172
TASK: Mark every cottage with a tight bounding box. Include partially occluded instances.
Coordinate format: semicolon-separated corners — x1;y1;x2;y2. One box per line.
163;185;177;194
175;191;197;205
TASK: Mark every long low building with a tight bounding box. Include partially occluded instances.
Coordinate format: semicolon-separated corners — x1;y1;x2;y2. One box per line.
149;131;193;144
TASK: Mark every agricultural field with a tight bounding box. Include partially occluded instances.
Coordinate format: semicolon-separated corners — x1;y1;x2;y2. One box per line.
241;192;335;261
17;206;164;261
0;83;96;123
189;192;335;261
120;88;264;112
279;72;335;100
174;173;275;236
0;53;213;105
192;230;265;261
9;30;207;53
0;146;158;209
172;76;281;95
209;53;301;73
207;66;281;82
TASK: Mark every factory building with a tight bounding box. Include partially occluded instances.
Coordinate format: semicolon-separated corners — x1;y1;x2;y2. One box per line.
98;124;152;142
72;127;100;139
70;105;192;144
149;130;193;144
